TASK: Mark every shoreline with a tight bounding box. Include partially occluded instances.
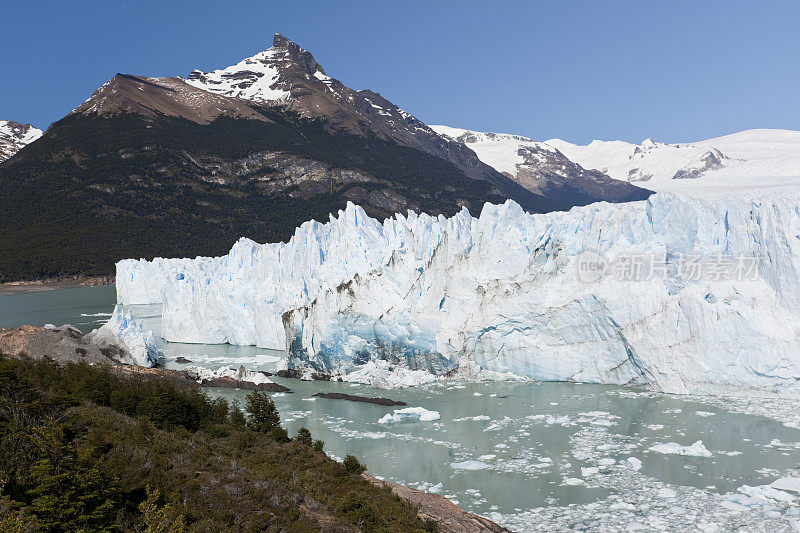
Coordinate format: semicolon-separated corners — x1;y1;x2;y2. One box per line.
0;275;114;296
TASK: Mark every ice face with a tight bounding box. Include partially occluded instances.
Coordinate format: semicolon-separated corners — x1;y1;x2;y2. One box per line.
86;305;160;367
116;191;800;395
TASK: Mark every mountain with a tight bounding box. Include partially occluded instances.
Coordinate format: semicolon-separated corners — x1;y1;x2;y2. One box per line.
0;120;42;162
0;34;560;282
431;125;652;205
545;129;800;195
0;34;656;282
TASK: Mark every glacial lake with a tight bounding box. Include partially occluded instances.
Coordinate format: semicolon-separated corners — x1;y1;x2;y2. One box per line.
4;285;800;531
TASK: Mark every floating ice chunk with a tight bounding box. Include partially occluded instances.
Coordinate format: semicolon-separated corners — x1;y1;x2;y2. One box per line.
657;488;677;498
609;502;635;510
546;415;571;425
378;407;441;424
453;415;492;422
494;443;510;449
451;460;490;470
563;478;585;486
645;424;664;431
344;360;438;389
185;365;274;386
724;451;743;456
477;454;496;461
738;484;796;503
598;458;616;466
626;457;643;471
695;411;716;417
770;477;800;493
649;440;712;457
581;467;599;477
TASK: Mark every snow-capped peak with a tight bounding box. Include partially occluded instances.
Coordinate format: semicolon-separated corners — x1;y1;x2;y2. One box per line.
185;34;293;103
0;120;43;162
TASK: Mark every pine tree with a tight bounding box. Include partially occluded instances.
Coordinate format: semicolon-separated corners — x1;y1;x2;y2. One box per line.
229;398;246;427
139;486;187;533
245;391;281;433
26;422;118;531
295;427;312;446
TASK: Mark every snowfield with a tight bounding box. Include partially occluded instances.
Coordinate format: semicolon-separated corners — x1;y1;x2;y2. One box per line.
116;189;800;395
546;129;800;194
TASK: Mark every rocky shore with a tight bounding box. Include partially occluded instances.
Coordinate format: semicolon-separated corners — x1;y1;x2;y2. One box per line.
366;475;510;533
0;275;114;295
0;324;288;392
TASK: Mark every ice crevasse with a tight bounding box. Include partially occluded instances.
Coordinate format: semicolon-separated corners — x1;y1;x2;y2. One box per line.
116;192;800;395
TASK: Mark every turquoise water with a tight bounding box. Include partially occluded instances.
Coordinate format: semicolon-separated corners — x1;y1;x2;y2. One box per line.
4;286;800;530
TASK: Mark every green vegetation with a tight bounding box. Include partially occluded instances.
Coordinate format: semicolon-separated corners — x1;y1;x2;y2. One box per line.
0;356;435;531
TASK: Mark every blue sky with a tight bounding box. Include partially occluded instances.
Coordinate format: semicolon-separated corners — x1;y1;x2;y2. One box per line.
4;0;799;144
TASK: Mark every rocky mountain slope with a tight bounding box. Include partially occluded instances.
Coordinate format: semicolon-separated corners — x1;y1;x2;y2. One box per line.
0;35;560;282
545;129;800;194
431;125;652;205
0;120;41;162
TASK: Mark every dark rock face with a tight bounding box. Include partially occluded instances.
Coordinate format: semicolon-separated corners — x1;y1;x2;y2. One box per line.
436;128;653;209
313;392;406;406
673;148;727;180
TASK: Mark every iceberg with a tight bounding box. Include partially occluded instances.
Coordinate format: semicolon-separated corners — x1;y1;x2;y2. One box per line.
648;440;713;457
86;305;160;367
378;407;441;424
116;191;800;395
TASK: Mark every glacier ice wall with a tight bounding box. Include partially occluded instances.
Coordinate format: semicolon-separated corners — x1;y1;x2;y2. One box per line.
86;305;160;367
116;193;800;395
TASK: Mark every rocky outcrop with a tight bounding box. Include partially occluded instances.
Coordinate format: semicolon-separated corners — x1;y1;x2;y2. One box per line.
0;325;288;392
312;392;406;406
672;148;727;179
431;126;652;209
365;475;510;533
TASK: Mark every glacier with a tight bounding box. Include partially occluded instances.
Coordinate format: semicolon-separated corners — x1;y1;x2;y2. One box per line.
86;305;160;367
116;192;800;395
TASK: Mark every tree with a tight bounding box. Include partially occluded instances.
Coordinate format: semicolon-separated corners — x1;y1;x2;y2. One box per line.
26;422;119;531
229;398;246;427
244;390;287;440
139;486;186;533
342;455;366;475
295;427;312;446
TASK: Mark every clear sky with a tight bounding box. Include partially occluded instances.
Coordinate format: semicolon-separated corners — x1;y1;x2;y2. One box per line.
4;0;799;144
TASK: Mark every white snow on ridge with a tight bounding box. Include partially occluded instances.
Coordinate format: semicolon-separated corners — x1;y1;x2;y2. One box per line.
117;191;800;395
185;47;291;103
0;120;43;162
545;129;800;194
431;124;555;175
